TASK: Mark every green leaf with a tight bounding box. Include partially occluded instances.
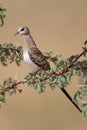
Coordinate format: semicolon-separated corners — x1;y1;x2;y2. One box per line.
74;91;82;104
18;89;22;93
3;77;14;86
68;55;77;63
0;94;6;103
0;4;6;26
82;103;87;118
84;40;87;45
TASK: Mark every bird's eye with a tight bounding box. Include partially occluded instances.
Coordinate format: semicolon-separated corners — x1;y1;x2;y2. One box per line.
21;28;24;31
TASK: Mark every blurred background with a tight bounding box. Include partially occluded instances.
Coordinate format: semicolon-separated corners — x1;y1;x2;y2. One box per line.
0;0;87;130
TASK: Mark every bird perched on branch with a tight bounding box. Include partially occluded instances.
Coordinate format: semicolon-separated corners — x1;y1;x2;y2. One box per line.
15;26;51;72
15;26;82;113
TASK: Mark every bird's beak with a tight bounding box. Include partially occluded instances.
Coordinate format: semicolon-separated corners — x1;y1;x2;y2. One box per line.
14;31;19;35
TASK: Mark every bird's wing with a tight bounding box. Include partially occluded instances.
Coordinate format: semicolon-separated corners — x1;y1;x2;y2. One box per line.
29;47;51;70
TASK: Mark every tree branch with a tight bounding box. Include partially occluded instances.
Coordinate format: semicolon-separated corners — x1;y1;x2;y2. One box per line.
1;49;86;94
0;80;26;95
0;49;86;113
55;50;87;76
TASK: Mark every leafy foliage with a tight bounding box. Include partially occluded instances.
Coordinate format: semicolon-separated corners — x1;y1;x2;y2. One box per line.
0;43;87;116
1;3;87;118
0;43;23;66
0;4;6;26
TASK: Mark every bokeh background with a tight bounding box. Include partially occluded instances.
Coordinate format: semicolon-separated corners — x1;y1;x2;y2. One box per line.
0;0;87;130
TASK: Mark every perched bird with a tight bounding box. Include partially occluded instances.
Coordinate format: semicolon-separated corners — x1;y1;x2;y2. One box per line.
15;26;82;113
15;26;51;72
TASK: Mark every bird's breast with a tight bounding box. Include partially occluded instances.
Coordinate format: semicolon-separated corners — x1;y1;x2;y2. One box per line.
23;50;39;69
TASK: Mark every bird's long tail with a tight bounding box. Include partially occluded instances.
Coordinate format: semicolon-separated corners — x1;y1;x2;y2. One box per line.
61;87;82;113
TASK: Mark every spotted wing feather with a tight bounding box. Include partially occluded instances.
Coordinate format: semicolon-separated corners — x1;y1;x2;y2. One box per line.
29;47;51;70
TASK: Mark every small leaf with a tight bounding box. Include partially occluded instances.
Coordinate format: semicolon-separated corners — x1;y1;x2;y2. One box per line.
0;94;6;103
18;89;22;93
3;77;14;86
82;103;87;118
84;40;87;45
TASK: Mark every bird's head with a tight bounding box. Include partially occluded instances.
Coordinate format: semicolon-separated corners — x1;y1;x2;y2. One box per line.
15;26;30;35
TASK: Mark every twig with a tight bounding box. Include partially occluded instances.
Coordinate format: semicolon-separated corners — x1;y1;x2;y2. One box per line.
1;50;86;95
55;50;87;76
1;46;21;53
0;49;87;112
54;50;87;113
0;80;26;95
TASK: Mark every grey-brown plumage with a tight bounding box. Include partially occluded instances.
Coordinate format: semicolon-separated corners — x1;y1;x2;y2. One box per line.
15;26;51;72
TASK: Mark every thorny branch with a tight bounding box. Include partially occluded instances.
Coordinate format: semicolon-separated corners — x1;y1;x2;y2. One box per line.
0;3;87;118
0;49;87;113
1;49;87;94
0;50;85;95
55;50;87;76
0;80;26;95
